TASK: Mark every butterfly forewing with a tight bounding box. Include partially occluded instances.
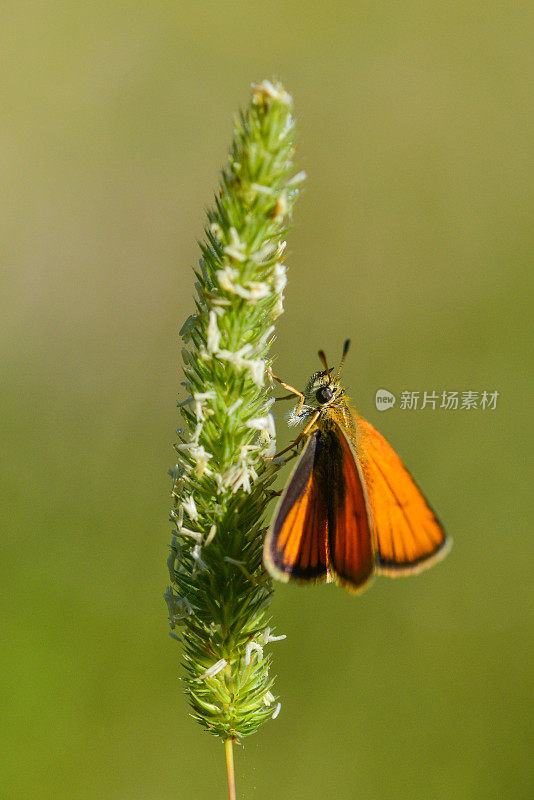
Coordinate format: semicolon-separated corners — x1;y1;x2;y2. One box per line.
265;423;376;593
264;431;329;583
325;424;375;593
355;416;450;574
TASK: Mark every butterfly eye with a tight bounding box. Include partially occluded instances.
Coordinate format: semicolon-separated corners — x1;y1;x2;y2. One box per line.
315;386;333;405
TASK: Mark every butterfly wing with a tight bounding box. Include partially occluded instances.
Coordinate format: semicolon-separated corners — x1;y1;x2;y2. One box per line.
264;430;329;583
324;424;375;593
355;416;450;575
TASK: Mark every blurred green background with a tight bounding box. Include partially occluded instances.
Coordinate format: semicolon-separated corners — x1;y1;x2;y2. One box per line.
2;2;532;798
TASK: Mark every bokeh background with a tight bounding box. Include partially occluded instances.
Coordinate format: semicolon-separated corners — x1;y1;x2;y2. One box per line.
2;3;532;798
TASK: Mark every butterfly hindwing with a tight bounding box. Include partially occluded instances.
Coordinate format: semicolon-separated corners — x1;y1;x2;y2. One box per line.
355;416;450;574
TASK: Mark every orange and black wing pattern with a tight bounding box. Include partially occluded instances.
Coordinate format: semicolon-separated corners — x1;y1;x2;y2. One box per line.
355;416;450;575
264;430;329;583
325;424;374;593
264;426;375;593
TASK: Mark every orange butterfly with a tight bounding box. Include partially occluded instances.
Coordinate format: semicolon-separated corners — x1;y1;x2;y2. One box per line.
264;341;451;593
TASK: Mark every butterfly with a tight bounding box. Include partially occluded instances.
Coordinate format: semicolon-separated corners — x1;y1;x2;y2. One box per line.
263;340;451;593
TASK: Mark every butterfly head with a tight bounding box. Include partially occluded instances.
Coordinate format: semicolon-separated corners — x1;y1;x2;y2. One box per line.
286;340;351;426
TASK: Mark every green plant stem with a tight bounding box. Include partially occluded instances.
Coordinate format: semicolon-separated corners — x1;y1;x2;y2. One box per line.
225;738;236;800
166;79;303;747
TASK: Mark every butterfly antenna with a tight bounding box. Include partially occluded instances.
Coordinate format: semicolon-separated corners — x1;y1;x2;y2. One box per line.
336;339;351;381
317;349;332;384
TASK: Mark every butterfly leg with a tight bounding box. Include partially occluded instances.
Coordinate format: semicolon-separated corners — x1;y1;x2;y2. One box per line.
267;410;321;460
266;367;307;417
274;393;298;402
